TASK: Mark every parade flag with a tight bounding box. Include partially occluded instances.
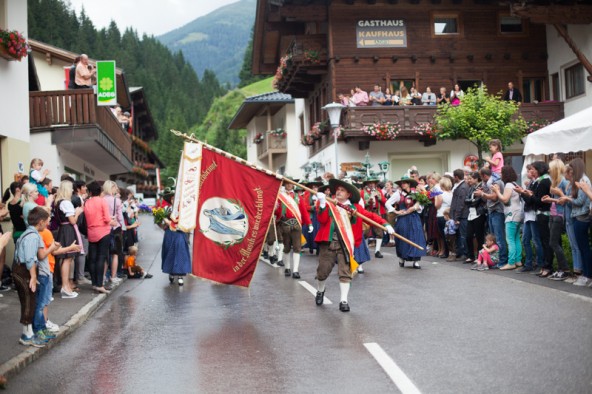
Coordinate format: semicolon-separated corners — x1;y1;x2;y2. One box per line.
192;146;282;287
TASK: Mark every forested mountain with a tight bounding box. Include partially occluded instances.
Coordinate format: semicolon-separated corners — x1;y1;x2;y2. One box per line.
28;0;226;178
158;0;256;87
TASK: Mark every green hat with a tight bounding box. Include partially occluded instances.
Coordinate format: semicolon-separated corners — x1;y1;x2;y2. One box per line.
302;180;324;188
329;179;361;204
394;176;418;188
362;178;380;186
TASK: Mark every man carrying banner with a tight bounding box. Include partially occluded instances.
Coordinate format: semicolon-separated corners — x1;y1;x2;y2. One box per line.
276;179;313;279
315;179;395;312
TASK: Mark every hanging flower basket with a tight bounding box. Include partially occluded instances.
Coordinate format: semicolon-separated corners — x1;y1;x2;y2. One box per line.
412;122;438;145
301;134;315;146
272;55;292;89
309;122;322;140
0;29;29;61
363;122;400;141
267;128;286;138
253;133;264;144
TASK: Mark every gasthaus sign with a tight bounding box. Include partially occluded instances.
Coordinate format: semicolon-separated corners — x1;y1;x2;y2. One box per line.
356;19;407;48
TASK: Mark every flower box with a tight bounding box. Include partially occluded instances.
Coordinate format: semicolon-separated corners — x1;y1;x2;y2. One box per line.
0;29;29;62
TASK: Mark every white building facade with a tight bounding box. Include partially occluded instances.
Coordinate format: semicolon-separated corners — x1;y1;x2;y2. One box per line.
0;0;30;190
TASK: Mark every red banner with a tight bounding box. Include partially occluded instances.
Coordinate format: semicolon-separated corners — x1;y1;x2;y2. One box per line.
192;148;282;287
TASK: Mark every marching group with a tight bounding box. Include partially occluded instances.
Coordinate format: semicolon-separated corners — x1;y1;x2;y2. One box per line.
1;159;148;348
265;139;592;312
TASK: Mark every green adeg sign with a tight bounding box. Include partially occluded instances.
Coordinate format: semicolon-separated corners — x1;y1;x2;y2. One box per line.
96;61;117;106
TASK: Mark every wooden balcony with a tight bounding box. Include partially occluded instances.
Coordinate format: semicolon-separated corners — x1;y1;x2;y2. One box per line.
341;101;564;141
29;89;133;174
276;35;328;97
257;133;287;164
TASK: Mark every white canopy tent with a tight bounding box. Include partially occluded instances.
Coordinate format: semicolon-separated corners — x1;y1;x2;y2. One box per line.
523;106;592;157
521;106;592;181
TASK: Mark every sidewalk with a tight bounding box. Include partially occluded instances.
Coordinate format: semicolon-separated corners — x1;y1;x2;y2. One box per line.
0;218;162;381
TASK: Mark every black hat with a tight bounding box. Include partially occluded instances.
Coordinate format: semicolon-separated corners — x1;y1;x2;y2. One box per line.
302;180;324;188
329;179;360;204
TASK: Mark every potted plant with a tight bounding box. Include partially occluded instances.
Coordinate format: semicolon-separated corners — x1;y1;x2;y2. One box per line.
303;49;321;64
301;134;315;146
0;29;29;61
267;128;286;138
308;122;323;140
524;119;552;135
363;122;400;141
253;133;264;144
412;122;438;146
272;55;292;90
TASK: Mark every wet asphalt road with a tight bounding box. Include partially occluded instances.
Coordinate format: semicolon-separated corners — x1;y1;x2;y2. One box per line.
7;223;592;394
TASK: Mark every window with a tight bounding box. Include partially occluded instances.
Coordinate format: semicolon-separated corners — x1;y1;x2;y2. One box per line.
458;80;482;92
432;13;461;36
499;15;525;34
551;73;559;101
565;63;585;99
522;78;545;103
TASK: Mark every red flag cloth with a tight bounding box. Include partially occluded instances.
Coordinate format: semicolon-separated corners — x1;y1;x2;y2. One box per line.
192;148;282;287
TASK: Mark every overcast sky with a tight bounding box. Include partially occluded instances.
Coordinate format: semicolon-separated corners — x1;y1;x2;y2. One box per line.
68;0;240;36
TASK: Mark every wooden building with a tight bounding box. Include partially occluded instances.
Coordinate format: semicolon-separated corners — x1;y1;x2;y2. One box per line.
249;0;589;177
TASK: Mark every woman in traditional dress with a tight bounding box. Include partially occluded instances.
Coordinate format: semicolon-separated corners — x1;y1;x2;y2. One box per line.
160;193;191;286
391;176;427;268
54;180;84;298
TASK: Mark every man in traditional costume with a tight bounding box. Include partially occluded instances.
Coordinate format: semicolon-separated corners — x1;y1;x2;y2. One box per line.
360;179;387;259
314;179;394;312
276;179;313;279
302;180;323;255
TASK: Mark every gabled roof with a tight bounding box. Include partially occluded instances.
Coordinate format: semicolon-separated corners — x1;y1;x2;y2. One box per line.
228;91;295;129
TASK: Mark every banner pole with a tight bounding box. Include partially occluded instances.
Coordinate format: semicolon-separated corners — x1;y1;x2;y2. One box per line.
170;130;423;250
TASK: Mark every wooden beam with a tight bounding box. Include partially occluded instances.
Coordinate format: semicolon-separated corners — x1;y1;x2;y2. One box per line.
553;24;592;83
512;5;592;24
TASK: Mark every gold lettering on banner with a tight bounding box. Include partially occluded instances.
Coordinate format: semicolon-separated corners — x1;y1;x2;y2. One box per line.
232;187;264;273
200;160;218;187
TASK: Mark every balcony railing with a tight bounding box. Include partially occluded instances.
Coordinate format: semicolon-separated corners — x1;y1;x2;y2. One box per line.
341;101;564;140
29;89;132;160
276;35;328;95
256;132;287;159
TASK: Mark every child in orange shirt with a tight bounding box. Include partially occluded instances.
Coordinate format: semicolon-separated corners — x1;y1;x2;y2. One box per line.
39;229;81;332
125;246;152;279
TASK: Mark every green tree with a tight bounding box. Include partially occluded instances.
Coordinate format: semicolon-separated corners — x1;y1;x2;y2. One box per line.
238;27;268;88
435;86;526;164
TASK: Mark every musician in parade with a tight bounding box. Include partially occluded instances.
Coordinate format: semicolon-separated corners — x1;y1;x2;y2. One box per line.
360;178;388;259
314;179;395;312
275;179;313;279
301;180;323;255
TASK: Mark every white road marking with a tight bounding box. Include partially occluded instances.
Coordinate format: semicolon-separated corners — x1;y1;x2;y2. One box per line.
364;342;422;394
298;281;333;304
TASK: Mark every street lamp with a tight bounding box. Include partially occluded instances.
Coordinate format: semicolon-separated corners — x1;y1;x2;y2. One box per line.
302;164;312;180
322;102;345;176
378;161;391;181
